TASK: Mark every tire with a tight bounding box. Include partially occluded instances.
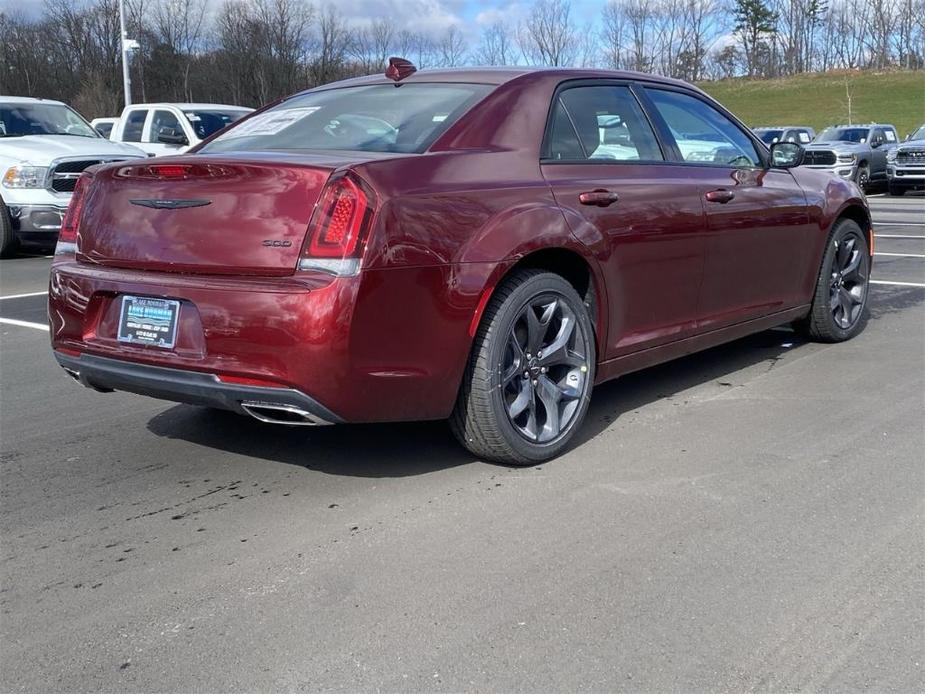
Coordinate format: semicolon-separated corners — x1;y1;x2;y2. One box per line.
888;183;906;197
797;218;870;343
0;198;16;258
855;163;870;191
451;269;596;465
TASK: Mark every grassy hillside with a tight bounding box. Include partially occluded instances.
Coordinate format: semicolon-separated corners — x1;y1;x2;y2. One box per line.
697;70;925;139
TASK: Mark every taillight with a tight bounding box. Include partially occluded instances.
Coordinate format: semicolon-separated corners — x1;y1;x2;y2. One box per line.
298;173;376;276
55;172;93;256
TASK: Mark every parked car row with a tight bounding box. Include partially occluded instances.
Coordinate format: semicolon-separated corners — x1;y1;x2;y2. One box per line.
753;121;924;196
1;96;251;256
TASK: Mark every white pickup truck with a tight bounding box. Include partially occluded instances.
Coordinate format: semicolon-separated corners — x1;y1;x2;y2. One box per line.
109;102;253;155
1;97;146;256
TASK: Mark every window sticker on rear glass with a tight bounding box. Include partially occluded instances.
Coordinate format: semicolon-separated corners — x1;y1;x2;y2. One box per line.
214;107;320;141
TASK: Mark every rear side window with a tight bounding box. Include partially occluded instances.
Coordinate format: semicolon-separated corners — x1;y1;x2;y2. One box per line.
202;83;493;154
122;109;147;142
646;88;761;167
545;85;663;162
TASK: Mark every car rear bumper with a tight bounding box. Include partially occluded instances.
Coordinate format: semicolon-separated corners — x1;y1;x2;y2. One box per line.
48;260;483;423
54;351;343;424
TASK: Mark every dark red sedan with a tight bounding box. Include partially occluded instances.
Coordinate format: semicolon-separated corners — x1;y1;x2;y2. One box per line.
49;65;872;464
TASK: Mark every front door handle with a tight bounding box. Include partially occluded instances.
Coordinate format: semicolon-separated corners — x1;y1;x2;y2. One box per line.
705;189;735;204
579;189;619;207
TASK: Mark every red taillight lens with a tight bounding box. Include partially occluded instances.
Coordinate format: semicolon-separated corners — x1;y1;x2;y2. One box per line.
56;172;93;253
300;174;375;274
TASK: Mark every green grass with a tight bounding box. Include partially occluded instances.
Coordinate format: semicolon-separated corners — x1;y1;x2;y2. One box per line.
697;70;925;139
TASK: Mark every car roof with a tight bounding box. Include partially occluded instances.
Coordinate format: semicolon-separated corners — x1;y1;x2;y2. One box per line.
303;66;697;93
125;102;253;111
754;126;814;130
0;96;67;106
826;123;896;128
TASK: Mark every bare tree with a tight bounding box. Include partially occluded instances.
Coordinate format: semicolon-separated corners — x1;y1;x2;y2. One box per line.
436;26;468;67
518;0;580;66
475;22;515;66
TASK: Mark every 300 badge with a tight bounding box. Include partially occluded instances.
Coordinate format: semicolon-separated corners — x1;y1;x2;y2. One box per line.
262;239;292;247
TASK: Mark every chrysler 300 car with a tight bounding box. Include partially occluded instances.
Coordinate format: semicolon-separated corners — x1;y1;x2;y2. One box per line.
49;63;873;464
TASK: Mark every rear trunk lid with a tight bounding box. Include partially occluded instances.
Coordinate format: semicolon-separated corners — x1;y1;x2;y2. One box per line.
77;153;353;276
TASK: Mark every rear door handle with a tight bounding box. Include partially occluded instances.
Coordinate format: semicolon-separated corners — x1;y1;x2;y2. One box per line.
579;189;619;207
705;189;735;204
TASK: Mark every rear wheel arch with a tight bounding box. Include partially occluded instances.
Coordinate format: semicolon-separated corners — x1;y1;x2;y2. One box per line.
471;246;607;358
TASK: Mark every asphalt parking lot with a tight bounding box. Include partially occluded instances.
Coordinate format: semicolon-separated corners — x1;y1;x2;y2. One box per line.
1;195;923;692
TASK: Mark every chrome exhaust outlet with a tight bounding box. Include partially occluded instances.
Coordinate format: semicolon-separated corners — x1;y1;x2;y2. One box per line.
240;401;331;426
63;367;81;383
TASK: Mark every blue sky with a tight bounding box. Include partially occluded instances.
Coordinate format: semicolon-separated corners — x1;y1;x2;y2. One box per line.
1;1;604;40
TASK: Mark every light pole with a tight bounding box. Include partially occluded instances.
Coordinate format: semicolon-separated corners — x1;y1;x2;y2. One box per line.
118;0;137;108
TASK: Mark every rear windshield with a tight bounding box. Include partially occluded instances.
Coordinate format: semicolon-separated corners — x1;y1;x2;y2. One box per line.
756;129;783;144
201;83;493;154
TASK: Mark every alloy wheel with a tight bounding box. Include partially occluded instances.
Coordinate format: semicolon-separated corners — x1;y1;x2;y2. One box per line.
500;294;591;443
829;233;868;329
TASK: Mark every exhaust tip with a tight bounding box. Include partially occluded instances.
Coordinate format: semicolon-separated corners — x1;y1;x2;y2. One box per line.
240;402;330;426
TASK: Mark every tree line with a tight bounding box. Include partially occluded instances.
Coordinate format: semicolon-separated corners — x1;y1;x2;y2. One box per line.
0;0;921;119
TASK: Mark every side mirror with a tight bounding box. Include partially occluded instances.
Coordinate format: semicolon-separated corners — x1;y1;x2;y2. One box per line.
157;126;189;146
769;141;804;168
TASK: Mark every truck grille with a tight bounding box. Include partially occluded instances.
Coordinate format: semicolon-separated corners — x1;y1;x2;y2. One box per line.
49;158;129;193
896;149;925;165
803;150;837;166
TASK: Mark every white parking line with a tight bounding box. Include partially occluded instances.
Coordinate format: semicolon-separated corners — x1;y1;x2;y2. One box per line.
0;317;49;331
0;290;48;300
870;280;925;288
875;252;925;258
873;222;925;227
875;235;925;239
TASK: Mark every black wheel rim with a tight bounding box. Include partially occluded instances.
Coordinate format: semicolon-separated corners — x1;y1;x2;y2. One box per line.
499;294;590;444
829;233;868;330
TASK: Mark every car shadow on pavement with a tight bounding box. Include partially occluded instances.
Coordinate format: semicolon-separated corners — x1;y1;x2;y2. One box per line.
146;327;807;477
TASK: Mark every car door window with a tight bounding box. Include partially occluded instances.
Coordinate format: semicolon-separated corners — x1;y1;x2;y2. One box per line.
797;130;812;144
645;88;761;168
545;85;663;162
149;110;182;143
122;109;147;142
884;128;897;143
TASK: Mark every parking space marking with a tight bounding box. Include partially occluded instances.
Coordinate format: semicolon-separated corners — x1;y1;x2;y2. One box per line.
870;280;925;288
875;252;925;258
0;317;49;331
0;290;48;300
875;235;925;239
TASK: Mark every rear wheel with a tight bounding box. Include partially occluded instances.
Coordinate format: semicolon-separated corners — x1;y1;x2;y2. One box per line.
0;198;16;258
451;270;596;465
797;219;870;343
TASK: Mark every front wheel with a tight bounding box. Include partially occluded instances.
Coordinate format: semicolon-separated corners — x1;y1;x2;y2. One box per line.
797;219;870;343
0;198;15;258
451;269;596;465
888;183;906;197
855;164;870;191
